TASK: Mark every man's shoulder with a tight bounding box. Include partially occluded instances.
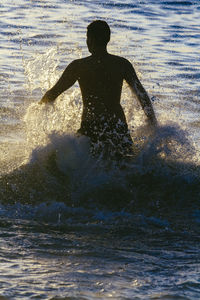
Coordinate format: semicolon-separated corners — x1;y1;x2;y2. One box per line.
71;56;92;64
68;58;83;67
108;54;133;70
68;56;92;70
109;54;130;63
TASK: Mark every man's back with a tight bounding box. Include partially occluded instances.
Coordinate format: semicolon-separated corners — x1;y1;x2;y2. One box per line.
75;54;125;105
71;53;132;123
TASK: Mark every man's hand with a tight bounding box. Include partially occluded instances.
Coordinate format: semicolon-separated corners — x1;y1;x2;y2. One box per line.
39;95;48;104
39;91;54;104
146;115;158;132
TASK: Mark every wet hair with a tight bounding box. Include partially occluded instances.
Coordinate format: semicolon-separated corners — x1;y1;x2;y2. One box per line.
87;20;111;46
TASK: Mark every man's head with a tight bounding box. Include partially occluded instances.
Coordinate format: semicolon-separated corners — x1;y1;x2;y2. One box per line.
87;20;111;52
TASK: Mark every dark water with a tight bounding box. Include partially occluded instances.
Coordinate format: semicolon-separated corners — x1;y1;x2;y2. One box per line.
0;0;200;299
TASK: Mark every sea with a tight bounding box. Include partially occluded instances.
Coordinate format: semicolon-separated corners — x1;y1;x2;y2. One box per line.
0;0;200;299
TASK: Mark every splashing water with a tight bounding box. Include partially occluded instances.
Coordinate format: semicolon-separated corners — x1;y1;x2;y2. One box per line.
0;41;198;212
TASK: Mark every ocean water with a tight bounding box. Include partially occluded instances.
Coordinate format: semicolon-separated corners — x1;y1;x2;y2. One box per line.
0;0;200;299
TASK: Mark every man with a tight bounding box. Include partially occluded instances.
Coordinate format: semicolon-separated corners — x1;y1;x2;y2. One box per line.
40;20;157;157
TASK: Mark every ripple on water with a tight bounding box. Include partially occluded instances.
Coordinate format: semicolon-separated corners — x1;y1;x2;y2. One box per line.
0;0;200;299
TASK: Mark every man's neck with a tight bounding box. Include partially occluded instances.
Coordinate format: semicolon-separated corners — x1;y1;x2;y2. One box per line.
91;47;108;57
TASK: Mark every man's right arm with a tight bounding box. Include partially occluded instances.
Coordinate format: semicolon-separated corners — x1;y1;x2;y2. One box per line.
39;60;78;104
124;59;157;126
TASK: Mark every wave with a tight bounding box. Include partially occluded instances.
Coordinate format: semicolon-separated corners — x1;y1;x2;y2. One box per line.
0;123;199;220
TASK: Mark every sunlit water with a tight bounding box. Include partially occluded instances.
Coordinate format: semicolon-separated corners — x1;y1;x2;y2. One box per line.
0;0;200;299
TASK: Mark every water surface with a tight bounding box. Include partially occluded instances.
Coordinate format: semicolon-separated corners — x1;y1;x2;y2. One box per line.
0;0;200;299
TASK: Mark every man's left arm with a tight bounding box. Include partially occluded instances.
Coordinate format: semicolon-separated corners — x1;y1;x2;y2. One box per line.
39;61;78;104
124;59;157;126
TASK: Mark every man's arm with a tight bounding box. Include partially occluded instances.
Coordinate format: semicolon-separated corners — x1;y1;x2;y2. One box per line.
124;60;157;126
39;61;78;104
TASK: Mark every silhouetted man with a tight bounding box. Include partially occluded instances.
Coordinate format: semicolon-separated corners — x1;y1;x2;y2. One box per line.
40;20;157;157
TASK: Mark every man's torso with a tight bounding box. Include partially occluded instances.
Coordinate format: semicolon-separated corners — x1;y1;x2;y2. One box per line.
73;53;129;122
